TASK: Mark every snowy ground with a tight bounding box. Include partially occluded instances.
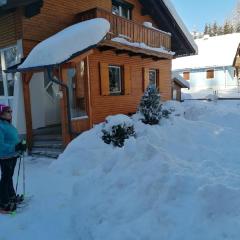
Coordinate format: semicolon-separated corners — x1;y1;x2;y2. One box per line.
1;100;240;240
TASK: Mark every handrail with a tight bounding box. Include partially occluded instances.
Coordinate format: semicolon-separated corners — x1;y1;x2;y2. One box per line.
76;7;171;50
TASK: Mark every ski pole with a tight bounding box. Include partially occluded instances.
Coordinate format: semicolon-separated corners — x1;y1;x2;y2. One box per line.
15;155;22;195
22;152;26;196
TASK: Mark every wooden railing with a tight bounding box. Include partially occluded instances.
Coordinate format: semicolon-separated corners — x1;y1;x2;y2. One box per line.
76;8;171;50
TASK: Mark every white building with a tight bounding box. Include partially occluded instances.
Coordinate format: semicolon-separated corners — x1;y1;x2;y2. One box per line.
172;33;240;99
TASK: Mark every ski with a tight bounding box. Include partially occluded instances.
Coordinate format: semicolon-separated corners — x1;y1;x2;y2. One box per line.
0;209;16;215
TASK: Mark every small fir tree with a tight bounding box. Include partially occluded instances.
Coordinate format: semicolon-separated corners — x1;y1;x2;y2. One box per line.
138;85;162;125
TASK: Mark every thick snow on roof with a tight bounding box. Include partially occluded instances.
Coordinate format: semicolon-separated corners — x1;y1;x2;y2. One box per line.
112;37;175;55
162;0;198;54
172;72;190;88
18;18;110;70
173;33;240;70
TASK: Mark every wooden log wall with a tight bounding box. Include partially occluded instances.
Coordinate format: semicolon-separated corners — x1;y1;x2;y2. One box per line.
22;0;158;55
88;49;172;124
0;9;22;48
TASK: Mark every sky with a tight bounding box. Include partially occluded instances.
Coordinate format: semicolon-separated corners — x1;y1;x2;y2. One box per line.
171;0;238;32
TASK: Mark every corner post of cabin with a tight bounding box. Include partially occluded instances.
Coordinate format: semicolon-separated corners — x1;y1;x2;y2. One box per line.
22;72;33;150
86;56;93;128
60;67;72;146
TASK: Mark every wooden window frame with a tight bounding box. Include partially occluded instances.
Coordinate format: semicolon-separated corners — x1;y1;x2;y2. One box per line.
206;69;214;79
109;65;123;95
149;69;158;87
112;0;133;20
183;71;190;81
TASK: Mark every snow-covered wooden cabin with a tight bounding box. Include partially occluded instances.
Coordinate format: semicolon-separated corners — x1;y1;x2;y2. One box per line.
0;0;196;156
173;33;240;99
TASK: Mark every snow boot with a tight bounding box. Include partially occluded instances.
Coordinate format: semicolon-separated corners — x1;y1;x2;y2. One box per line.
0;202;16;213
10;194;24;204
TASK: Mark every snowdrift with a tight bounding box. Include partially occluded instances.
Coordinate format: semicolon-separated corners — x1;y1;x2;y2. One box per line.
2;100;240;240
53;100;240;240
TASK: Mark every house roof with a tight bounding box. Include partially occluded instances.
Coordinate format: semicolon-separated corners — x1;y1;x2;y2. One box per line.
139;0;197;56
172;72;190;89
172;33;240;71
18;18;110;71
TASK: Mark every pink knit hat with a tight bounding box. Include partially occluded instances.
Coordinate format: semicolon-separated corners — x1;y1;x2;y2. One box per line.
0;104;10;115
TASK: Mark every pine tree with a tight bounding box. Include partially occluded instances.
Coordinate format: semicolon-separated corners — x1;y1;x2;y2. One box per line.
217;26;224;35
223;21;231;34
204;24;209;35
212;21;218;36
138;85;162;125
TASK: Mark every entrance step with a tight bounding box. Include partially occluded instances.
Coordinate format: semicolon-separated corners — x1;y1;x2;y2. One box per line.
31;148;63;159
30;125;64;159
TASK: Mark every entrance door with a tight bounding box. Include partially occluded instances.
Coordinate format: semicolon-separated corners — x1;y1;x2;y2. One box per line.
66;60;88;119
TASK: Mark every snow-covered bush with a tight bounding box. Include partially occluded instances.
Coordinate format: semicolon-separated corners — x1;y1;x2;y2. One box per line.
102;114;136;147
138;85;170;124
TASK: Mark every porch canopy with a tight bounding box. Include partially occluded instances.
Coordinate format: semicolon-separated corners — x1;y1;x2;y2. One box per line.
18;18;111;71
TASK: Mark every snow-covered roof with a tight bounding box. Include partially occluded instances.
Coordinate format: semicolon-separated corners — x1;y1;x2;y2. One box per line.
172;33;240;70
161;0;198;54
111;37;175;56
172;72;190;89
18;18;110;70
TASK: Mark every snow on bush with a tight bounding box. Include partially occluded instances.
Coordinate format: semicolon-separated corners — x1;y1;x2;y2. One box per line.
138;85;171;124
102;114;136;147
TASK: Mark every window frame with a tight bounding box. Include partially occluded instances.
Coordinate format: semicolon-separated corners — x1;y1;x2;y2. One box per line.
206;69;214;79
0;42;22;106
149;69;158;87
112;0;133;20
183;71;190;81
109;65;123;95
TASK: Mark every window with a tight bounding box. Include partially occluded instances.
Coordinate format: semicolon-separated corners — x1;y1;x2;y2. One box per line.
66;61;87;119
112;0;133;20
183;71;190;80
0;45;20;103
206;69;214;79
109;65;122;94
149;69;157;86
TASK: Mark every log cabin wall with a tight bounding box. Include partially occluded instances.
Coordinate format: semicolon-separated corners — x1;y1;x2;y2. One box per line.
88;49;172;124
22;0;157;56
0;9;22;48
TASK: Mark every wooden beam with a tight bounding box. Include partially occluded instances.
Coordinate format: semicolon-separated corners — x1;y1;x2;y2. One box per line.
98;46;115;52
68;49;94;64
128;52;140;57
22;72;33;150
59;68;72;146
115;49;129;55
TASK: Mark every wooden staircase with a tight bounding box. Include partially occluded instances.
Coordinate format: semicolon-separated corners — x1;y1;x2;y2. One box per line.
30;125;64;159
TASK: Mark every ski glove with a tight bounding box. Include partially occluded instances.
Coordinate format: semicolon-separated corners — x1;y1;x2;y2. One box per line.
15;140;27;153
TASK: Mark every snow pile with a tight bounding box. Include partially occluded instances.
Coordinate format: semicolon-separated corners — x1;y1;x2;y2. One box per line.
18;18;110;70
112;37;175;55
54;100;240;240
173;33;240;70
2;101;240;239
103;114;134;133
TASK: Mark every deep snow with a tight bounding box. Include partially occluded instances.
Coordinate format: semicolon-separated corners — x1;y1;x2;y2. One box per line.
1;100;240;240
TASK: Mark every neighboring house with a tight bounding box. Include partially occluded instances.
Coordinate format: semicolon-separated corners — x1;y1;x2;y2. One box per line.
0;0;196;151
172;73;190;101
172;33;240;98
